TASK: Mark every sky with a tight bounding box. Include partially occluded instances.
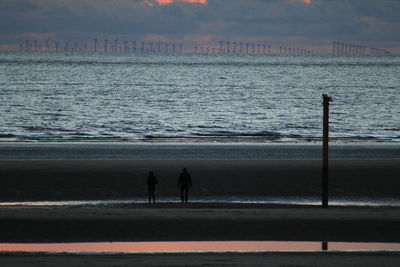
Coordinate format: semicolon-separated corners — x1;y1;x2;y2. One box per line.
0;0;399;53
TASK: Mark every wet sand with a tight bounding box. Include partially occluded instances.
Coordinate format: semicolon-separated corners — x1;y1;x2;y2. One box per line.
1;205;400;266
1;159;400;201
1;251;400;267
1;204;400;243
1;158;400;266
1;206;400;266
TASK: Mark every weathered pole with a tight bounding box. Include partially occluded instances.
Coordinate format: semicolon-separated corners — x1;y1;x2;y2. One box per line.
322;94;332;208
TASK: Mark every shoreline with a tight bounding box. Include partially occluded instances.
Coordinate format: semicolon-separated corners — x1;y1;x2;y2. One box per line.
1;198;400;208
1;140;399;145
1;143;400;161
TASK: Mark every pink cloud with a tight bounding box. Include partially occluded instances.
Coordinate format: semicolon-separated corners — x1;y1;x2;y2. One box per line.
154;0;207;5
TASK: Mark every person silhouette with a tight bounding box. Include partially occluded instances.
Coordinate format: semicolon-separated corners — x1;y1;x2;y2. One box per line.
147;171;158;203
177;168;192;203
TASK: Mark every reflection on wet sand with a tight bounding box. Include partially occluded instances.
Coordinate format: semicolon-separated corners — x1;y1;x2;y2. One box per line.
1;241;400;253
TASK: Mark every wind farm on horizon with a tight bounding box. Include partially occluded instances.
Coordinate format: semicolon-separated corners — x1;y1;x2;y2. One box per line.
14;37;393;56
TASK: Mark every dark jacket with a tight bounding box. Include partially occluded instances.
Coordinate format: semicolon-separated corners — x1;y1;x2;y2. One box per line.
178;171;192;188
147;173;158;189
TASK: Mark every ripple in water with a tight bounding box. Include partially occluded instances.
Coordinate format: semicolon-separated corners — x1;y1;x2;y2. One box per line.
0;52;399;143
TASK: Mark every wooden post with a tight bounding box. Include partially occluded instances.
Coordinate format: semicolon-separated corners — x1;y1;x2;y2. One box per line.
322;94;332;208
322;241;328;251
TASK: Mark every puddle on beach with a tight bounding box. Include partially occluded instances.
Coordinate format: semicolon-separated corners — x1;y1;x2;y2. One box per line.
1;241;400;253
1;197;400;208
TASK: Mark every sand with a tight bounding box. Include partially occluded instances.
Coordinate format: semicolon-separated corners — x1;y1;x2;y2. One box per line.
1;205;400;266
0;204;400;243
1;251;400;267
1;159;399;242
1;159;400;200
1;158;400;266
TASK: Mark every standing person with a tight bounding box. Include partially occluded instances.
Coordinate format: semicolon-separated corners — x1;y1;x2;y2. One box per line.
177;167;192;203
147;171;158;203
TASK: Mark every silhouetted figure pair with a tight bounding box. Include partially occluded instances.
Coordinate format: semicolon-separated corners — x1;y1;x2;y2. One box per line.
146;168;192;203
178;168;192;203
147;171;158;203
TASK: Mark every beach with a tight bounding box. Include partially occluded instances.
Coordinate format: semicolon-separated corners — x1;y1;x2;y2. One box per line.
1;204;400;266
1;251;400;267
1;144;400;266
1;158;399;201
1;204;400;242
1;5;399;265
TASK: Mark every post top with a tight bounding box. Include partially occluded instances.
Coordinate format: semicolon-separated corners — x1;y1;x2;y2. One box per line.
322;94;332;102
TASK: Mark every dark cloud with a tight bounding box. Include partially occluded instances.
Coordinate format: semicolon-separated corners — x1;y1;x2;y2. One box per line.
0;0;400;45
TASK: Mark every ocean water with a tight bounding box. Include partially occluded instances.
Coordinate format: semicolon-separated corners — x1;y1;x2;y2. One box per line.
0;52;399;143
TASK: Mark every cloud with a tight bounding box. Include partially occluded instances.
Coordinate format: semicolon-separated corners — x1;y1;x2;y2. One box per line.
0;0;400;49
152;0;207;5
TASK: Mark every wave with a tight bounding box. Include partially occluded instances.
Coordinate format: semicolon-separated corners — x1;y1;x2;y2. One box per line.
0;134;16;138
193;130;283;138
23;126;77;133
1;134;399;143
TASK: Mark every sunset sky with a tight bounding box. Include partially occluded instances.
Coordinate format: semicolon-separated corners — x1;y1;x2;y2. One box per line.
0;0;399;53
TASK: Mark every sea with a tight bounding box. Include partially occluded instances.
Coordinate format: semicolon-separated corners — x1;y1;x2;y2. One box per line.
0;51;399;143
1;51;399;207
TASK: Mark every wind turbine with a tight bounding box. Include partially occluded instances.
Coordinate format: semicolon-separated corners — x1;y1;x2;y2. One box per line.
104;39;108;53
114;39;118;53
132;41;136;53
124;41;128;53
